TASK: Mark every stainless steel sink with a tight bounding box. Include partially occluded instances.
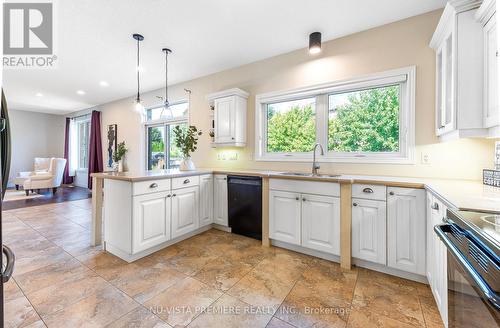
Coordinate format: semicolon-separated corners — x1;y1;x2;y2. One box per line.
276;172;341;178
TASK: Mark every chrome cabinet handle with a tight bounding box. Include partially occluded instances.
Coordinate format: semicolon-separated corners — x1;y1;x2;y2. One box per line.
149;183;158;189
167;194;171;198
431;202;440;211
353;203;358;207
183;179;190;184
389;191;394;196
172;194;177;197
363;188;374;193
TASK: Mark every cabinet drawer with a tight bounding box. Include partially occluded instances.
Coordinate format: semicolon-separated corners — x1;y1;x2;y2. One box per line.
269;179;340;197
352;184;386;201
133;179;171;196
172;175;200;189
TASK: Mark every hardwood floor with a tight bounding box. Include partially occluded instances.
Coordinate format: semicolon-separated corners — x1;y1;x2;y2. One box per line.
3;185;91;210
3;200;444;328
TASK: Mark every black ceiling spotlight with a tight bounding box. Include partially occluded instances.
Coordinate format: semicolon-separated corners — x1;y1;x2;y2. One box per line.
309;32;322;55
133;33;145;112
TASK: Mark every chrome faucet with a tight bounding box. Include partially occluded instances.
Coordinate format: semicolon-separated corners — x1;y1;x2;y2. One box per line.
312;143;324;175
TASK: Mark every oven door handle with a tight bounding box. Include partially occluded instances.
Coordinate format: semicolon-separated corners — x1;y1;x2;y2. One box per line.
2;245;15;283
434;225;500;311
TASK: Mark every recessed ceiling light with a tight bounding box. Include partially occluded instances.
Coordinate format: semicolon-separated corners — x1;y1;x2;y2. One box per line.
76;90;86;95
35;92;43;97
99;81;109;87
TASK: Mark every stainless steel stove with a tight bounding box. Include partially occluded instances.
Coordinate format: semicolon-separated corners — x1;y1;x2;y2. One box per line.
435;209;500;327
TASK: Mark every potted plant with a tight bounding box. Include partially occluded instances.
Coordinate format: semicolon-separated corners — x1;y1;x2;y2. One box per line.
112;141;128;172
208;129;215;142
173;125;202;171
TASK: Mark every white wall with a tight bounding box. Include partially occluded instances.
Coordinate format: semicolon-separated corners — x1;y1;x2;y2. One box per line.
9;109;65;186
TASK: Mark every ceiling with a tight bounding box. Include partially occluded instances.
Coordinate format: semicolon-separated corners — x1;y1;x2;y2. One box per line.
2;0;446;115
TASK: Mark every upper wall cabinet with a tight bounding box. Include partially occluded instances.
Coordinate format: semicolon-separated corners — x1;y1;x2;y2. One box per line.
430;0;486;141
207;88;249;147
476;0;499;137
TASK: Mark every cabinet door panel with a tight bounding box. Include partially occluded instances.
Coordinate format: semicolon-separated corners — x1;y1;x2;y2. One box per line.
214;96;234;143
214;175;228;226
171;187;199;238
484;16;499;127
133;193;170;253
387;187;426;275
269;190;301;245
352;198;386;264
301;194;340;255
199;175;213;226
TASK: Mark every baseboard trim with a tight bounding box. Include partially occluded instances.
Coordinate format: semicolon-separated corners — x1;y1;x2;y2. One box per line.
271;240;341;263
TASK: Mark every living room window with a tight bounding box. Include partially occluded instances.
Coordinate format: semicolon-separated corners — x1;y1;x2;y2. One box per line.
255;67;415;163
145;101;189;170
76;119;90;169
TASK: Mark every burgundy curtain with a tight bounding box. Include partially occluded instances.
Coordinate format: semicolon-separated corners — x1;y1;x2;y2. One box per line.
88;110;103;189
62;117;73;184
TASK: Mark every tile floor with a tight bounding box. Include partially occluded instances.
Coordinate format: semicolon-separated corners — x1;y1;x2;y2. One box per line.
3;199;444;328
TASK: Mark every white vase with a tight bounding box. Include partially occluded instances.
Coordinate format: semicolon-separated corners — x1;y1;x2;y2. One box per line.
118;160;124;172
179;157;195;171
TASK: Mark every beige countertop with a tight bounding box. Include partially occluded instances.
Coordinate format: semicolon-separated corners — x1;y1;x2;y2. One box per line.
91;169;500;214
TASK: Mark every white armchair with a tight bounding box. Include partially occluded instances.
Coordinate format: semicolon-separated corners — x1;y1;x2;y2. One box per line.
13;157;52;190
23;158;67;195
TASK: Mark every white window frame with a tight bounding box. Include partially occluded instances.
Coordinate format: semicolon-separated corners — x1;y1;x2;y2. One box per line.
255;66;416;164
143;99;189;170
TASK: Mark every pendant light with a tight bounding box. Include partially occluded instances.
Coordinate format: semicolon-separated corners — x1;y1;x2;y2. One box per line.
160;48;172;117
132;33;145;112
309;32;322;54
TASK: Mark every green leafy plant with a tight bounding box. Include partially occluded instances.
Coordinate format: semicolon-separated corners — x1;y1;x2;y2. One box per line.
112;141;128;162
173;125;202;158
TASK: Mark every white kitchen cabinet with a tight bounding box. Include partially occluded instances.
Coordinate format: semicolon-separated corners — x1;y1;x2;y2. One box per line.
199;174;214;227
301;194;340;255
214;174;228;226
171;186;199;238
132;192;171;253
269;179;340;254
208;88;249;147
387;187;426;275
427;192;448;326
351;198;387;265
269;190;302;245
476;0;499;136
430;1;486;140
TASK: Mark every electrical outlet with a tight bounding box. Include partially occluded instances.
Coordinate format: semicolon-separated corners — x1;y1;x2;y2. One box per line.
421;152;431;165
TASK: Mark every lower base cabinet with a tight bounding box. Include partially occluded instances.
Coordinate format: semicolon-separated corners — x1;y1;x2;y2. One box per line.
427;192;448;326
351;198;386;265
387;187;426;275
171;186;200;238
301;194;340;255
133;192;171;253
269;190;301;245
269;181;340;256
214;174;228;226
199;174;214;227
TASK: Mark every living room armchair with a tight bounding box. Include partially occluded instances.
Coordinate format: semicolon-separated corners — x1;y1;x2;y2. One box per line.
23;158;67;195
13;157;52;190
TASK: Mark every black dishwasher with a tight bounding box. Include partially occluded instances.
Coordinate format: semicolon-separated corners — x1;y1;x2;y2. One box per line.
227;175;262;240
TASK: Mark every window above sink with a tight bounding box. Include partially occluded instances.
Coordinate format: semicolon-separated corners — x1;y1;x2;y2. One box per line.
255;67;416;164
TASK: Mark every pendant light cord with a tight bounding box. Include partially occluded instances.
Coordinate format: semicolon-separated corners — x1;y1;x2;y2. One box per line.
136;38;140;102
165;50;168;106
